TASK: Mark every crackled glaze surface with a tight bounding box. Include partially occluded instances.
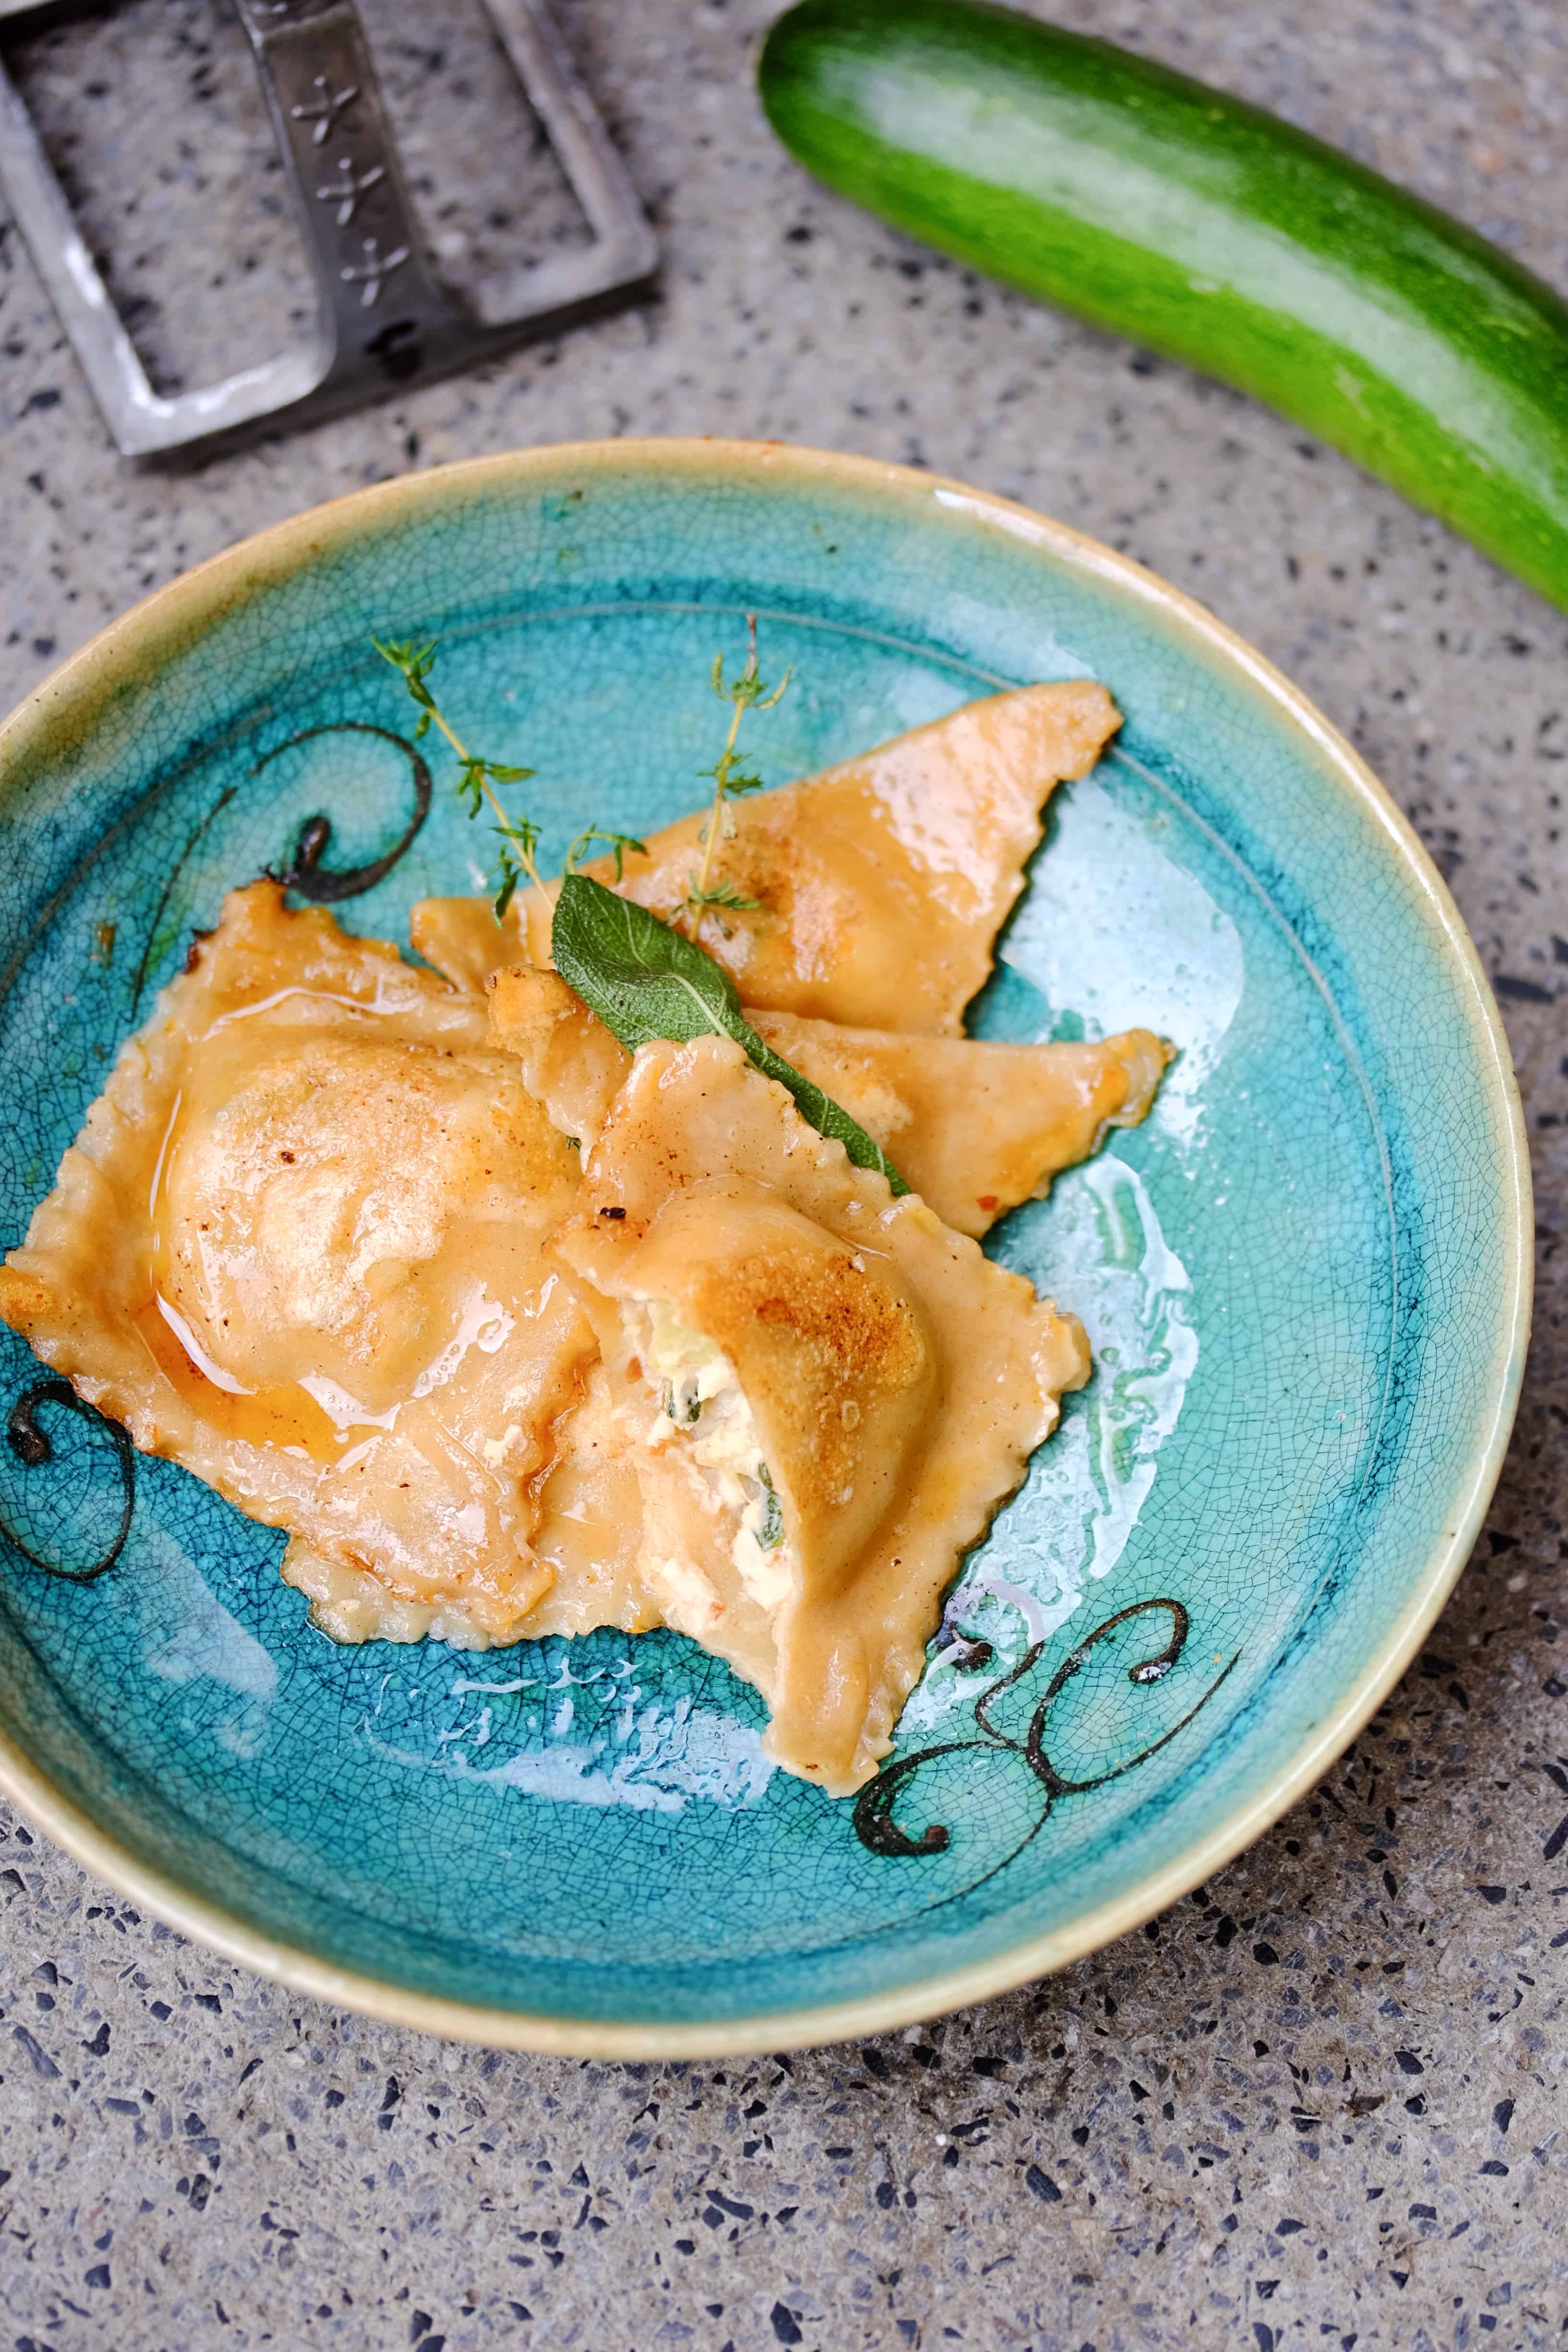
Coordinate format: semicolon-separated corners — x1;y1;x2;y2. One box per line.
0;442;1525;2041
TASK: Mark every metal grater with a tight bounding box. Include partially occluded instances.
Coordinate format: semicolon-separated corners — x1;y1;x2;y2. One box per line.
0;0;656;455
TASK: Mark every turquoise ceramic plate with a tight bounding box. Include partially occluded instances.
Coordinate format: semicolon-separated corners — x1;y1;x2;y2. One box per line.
0;442;1529;2054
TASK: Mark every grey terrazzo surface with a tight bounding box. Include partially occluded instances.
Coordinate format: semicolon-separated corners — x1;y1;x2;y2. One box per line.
0;0;1565;2343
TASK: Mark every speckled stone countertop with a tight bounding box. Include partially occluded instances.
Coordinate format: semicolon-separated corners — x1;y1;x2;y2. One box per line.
0;1;1564;2345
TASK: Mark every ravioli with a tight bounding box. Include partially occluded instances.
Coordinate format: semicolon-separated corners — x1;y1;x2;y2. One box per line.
409;890;519;997
0;882;597;1644
0;670;1144;1788
749;1011;1171;1238
524;1361;662;1636
277;1361;659;1643
484;966;634;1154
488;965;1169;1237
411;678;1121;1031
553;1033;1091;1794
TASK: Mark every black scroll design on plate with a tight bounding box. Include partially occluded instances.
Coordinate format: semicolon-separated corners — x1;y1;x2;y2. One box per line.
259;719;432;904
1;1380;135;1583
128;718;432;1017
854;1599;1239;1899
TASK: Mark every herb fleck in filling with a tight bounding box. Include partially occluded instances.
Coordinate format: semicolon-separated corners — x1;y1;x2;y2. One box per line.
756;1464;785;1551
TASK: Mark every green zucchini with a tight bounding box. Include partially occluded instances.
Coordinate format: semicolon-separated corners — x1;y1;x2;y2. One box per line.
759;0;1568;613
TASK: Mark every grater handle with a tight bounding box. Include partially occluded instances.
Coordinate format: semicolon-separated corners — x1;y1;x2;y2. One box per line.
231;0;453;397
0;0;655;455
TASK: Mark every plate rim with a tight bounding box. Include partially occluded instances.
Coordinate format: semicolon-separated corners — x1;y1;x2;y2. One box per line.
0;436;1533;2056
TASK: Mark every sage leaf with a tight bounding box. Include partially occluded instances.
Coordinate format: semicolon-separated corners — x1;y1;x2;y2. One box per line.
552;873;910;1194
743;1028;913;1193
552;871;741;1051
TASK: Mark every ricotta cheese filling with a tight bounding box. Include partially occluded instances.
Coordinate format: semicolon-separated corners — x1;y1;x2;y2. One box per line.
628;1300;796;1619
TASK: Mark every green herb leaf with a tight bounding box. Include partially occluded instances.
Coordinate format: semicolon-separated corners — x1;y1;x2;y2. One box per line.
552;874;909;1193
492;854;521;923
756;1463;785;1550
553;873;748;1050
565;826;649;882
681;875;761;938
493;814;540;863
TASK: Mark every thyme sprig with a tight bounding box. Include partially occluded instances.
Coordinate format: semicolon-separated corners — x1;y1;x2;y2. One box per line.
683;613;791;933
373;637;544;921
565;825;648;883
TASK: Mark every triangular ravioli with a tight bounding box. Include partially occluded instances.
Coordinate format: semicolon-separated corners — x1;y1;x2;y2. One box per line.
0;882;597;1645
749;1010;1170;1237
487;966;1168;1238
553;1034;1090;1793
411;679;1121;1032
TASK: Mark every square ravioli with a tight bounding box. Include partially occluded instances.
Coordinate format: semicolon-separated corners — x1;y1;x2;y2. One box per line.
554;1034;1092;1793
0;882;598;1645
